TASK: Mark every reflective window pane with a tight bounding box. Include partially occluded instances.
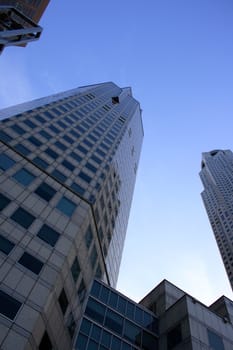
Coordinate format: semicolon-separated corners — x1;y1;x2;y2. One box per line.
13;168;35;186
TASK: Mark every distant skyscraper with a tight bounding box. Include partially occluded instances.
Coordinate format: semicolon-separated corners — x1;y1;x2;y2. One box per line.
0;82;143;349
0;0;49;52
200;149;233;290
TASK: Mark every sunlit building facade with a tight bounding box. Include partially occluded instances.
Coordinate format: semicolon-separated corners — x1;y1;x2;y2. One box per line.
0;82;143;349
200;149;233;290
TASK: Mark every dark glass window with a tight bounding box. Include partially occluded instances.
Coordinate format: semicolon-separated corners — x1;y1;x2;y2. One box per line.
37;224;60;247
13;168;35;186
0;290;21;320
91;280;101;298
18;252;43;274
63;135;74;144
39;130;51;140
96;149;106;158
44;111;54;120
64;116;74;125
86;162;97;173
0;234;14;255
118;296;126;314
56;196;76;217
109;291;118;309
35;114;46;123
0;193;11;211
52;108;61;116
88;134;97;143
48;125;60;134
85;225;93;249
45;148;59;160
15;144;30;156
58;288;68;315
80;318;92;336
167;324;182;350
11;124;25;135
71;182;85;196
33;157;49;169
79;171;92;184
143;312;156;332
24;119;36;129
28;136;42;147
57;120;67;129
35;182;56;202
0;154;15;170
111;336;121;350
70;151;82;163
39;331;52;350
83;139;93;148
91;155;102;165
122;342;131;350
104;308;123;335
85;298;105;324
76;125;85;133
11;207;35;229
71;257;81;283
126;301;135;319
142;330;158;350
52;169;67;182
207;329;224;350
54;141;67;151
99;285;109;304
101;330;111;348
62;160;75;171
124;320;141;346
75;334;88;350
77;145;88;154
91;323;102;342
0;130;12;142
70;129;80;138
88;339;98;350
135;307;143;323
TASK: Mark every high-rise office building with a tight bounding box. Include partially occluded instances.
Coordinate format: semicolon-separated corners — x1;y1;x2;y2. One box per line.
200;149;233;290
0;82;143;349
0;0;49;52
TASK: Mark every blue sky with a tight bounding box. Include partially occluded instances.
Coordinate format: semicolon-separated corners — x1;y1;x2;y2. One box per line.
0;0;233;303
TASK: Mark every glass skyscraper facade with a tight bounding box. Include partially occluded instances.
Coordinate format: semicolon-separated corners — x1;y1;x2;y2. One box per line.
0;82;143;349
200;149;233;290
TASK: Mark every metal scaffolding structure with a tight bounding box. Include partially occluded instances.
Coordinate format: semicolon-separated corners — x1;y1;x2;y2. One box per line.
0;6;42;53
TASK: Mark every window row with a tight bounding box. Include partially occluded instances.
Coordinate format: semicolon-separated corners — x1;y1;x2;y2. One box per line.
90;281;157;332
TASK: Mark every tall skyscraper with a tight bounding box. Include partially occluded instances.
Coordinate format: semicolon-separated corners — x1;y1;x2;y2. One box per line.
200;149;233;290
0;82;143;349
0;0;49;52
